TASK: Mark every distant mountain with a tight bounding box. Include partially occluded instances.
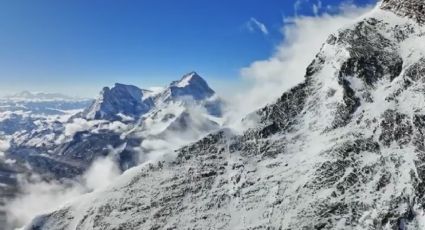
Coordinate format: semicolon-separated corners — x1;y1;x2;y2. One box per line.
3;91;85;102
2;72;224;229
5;72;222;176
81;71;220;121
82;84;155;121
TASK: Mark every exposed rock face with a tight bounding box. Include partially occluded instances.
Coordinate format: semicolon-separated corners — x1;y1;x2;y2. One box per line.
381;0;425;23
82;83;155;121
27;1;425;230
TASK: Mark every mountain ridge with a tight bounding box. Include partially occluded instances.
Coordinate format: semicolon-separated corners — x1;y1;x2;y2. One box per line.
82;72;218;121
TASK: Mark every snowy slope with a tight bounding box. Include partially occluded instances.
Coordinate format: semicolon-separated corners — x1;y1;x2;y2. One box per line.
28;1;425;229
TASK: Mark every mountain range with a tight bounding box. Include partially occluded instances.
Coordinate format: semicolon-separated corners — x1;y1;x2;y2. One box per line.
0;72;223;229
24;0;425;229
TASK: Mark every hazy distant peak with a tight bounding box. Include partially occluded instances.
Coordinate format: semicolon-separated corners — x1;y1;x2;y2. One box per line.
3;91;84;101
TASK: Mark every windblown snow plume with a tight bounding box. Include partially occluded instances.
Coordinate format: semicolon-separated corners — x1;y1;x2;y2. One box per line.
226;3;373;131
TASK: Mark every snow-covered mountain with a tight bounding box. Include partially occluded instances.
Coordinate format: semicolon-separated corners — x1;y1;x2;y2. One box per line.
2;73;222;178
27;1;425;229
81;71;221;121
1;73;223;229
155;71;216;102
81;84;155;121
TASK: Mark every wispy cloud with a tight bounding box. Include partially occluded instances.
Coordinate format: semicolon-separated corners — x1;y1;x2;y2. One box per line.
246;17;269;35
312;0;323;16
294;0;326;16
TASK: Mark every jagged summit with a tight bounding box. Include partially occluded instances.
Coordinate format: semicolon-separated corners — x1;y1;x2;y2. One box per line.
381;0;425;23
82;83;154;120
81;72;219;121
166;71;215;101
172;71;203;87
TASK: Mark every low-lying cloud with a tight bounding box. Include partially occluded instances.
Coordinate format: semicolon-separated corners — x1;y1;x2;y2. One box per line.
6;156;121;229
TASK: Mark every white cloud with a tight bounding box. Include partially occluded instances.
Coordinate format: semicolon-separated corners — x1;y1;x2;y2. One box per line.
82;156;121;191
246;17;269;35
224;4;374;132
63;118;102;137
6;155;121;229
55;118;106;144
0;138;10;152
5;176;86;228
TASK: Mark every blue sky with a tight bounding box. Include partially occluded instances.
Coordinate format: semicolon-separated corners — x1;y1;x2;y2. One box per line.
0;0;376;97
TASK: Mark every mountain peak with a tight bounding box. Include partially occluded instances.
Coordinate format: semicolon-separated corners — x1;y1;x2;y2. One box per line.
82;83;154;120
381;0;425;23
172;71;204;88
166;72;215;101
82;72;220;120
